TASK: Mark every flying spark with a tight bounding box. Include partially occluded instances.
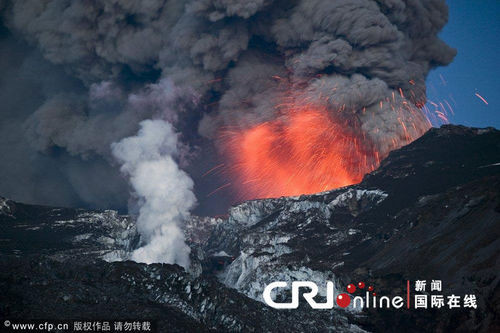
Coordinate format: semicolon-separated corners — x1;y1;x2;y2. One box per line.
475;92;489;105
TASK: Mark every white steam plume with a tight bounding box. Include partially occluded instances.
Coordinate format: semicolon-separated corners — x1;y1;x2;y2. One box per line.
111;119;196;268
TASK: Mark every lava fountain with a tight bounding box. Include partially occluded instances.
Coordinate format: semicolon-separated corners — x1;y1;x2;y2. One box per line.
220;97;431;200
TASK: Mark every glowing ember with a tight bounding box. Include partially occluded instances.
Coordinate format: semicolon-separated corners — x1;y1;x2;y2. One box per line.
475;92;488;105
220;104;381;200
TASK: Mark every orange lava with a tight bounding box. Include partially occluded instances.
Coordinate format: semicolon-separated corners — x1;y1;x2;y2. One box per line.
220;105;380;200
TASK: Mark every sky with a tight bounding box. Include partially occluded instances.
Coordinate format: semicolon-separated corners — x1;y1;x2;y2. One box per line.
425;0;500;128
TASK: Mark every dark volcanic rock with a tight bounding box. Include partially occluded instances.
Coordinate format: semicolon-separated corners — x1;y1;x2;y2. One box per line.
0;200;139;261
0;255;363;332
0;125;499;332
202;125;500;332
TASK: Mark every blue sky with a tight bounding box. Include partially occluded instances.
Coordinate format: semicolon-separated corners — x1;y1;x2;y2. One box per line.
425;0;499;128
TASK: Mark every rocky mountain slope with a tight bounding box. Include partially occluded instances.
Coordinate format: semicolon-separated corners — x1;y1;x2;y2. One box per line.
1;125;499;332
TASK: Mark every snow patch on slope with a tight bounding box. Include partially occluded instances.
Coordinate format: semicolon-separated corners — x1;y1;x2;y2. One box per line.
329;189;388;208
0;197;12;216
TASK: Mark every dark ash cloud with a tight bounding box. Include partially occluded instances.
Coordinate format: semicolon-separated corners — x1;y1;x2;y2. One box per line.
0;0;456;214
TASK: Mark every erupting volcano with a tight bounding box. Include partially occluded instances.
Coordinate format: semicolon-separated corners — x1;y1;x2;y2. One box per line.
221;99;430;200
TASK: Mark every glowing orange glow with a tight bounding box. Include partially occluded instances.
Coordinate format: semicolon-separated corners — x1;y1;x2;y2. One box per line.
220;105;381;200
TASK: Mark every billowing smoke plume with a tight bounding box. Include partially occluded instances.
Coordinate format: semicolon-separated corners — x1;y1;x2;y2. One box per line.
24;78;194;159
0;0;456;263
112;120;195;268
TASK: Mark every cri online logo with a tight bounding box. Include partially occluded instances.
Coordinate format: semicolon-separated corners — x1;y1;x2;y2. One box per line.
263;280;382;309
263;280;478;310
